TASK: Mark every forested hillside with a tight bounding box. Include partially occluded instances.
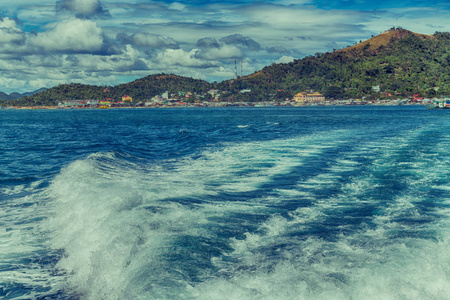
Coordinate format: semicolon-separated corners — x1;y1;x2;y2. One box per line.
218;28;450;101
4;74;212;106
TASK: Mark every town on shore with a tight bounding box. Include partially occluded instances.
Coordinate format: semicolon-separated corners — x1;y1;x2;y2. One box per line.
0;90;441;109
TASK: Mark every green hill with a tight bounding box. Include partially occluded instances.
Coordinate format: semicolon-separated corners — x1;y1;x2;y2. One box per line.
111;74;212;100
218;28;450;101
6;74;212;106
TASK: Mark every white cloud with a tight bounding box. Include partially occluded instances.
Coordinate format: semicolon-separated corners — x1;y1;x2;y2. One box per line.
275;55;295;64
168;2;186;11
196;45;243;60
0;44;151;93
120;32;179;49
0;17;25;44
155;49;220;68
24;54;71;68
76;45;148;71
220;34;261;50
29;19;104;52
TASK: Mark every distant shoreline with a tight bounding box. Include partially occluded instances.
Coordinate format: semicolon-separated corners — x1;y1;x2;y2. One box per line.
1;102;428;110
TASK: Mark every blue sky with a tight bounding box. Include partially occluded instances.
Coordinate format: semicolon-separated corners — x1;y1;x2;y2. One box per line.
0;0;449;93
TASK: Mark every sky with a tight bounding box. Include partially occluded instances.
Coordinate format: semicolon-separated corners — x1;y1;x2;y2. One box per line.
1;0;450;93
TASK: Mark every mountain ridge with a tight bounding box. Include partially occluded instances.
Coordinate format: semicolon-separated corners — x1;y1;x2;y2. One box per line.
0;88;47;101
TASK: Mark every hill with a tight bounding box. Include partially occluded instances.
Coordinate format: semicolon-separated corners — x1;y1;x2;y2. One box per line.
4;27;450;106
217;27;450;101
339;28;434;53
112;74;212;100
7;74;212;106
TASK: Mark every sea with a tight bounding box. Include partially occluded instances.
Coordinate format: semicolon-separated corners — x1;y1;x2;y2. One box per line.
1;106;449;300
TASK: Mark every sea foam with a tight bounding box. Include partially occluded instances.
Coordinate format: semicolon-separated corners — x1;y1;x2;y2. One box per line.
41;126;450;299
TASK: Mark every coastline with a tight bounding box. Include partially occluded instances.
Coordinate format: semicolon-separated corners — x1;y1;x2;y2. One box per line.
0;98;433;110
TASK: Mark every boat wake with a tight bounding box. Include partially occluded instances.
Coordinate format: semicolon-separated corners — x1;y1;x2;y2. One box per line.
34;126;450;299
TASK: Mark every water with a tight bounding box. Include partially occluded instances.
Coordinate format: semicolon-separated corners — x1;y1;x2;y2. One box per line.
1;106;449;299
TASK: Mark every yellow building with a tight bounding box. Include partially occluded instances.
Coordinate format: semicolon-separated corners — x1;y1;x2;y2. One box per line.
294;92;325;103
122;95;133;103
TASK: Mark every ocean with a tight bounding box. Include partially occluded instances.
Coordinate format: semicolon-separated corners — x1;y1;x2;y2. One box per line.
1;106;449;299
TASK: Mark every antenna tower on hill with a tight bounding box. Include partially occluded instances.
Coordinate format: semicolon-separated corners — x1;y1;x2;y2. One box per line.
241;60;243;77
234;60;244;79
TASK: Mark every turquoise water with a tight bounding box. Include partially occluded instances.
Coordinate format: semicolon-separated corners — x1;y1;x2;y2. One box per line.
1;107;449;299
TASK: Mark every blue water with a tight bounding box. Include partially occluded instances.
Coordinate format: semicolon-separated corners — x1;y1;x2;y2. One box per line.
1;106;449;299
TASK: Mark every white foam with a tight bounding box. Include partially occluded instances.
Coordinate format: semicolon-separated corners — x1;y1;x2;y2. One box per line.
39;126;450;299
43;158;209;298
191;214;450;300
0;187;65;299
194;200;450;300
39;131;356;298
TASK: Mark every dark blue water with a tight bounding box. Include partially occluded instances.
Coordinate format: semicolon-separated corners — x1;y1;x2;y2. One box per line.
1;107;449;299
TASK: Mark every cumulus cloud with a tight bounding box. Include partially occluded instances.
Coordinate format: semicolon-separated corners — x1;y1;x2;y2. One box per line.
0;43;152;92
275;56;295;64
29;19;104;53
155;49;220;68
117;32;179;49
220;34;261;50
196;45;243;60
0;17;25;44
195;35;261;60
197;37;221;49
74;45;149;72
56;0;110;18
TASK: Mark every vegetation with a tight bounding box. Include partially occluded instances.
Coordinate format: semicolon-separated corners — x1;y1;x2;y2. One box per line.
219;28;450;101
4;28;450;106
112;74;212;101
3;74;212;106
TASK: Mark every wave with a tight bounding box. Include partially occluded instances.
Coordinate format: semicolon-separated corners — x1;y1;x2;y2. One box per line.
0;180;65;299
38;126;450;299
